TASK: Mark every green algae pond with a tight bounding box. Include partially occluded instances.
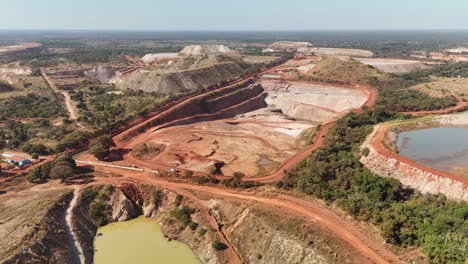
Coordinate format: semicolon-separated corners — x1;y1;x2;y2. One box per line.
94;216;200;264
396;127;468;177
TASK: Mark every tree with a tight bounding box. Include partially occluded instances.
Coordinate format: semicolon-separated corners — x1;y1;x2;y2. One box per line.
50;164;74;180
89;135;115;160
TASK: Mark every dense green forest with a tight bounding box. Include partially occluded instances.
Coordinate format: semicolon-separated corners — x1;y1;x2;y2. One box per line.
279;108;468;263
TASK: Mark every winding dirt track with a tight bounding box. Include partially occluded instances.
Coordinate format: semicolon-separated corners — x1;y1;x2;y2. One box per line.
40;68;84;129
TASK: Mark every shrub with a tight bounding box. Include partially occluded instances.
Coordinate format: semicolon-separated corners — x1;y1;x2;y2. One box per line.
170;206;195;227
89;200;110;226
82;189;98;202
198;228;207;237
174;194;183;207
188;221;199;231
89;135;115;160
362;147;370;157
212;240;228;250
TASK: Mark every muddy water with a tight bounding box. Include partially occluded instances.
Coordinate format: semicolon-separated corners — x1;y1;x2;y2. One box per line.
396;127;468;177
94;216;200;264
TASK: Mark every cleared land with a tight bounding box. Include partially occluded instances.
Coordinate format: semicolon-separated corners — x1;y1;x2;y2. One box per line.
357;58;430;73
300;47;374;58
114;79;368;176
409;77;468;101
133;110;314;176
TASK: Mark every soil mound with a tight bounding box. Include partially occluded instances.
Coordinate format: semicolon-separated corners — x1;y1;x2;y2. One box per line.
271;41;312;49
299;47;374;58
180;45;234;56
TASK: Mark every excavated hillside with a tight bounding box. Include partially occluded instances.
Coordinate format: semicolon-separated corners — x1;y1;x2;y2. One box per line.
118;60;254;94
306;57;387;85
123;81;267;140
0;185;73;263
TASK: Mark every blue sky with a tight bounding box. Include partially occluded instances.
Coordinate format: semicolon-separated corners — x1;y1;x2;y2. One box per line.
1;0;467;30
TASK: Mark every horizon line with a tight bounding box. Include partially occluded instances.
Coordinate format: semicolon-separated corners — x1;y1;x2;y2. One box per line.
1;28;468;32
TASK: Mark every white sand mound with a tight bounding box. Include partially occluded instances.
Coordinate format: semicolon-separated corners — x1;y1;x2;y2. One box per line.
141;53;179;64
179;45;234;56
444;47;468;54
271;41;312;49
299;47;373;58
84;66;117;83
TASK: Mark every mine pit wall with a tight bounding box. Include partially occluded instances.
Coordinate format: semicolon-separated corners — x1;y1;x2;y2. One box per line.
71;185;225;264
123;81;267;139
156;92;268;130
360;124;468;202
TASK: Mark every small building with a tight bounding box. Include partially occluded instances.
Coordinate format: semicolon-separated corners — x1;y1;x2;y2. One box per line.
4;156;30;167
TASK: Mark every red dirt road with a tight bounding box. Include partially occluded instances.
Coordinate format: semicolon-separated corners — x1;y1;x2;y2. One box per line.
92;171;401;264
402;101;468;116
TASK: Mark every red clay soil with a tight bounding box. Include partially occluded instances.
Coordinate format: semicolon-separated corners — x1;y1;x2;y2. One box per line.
245;122;334;182
402;101;468;116
370;124;468;185
95;173;402;264
113;64;285;143
111;79;377;182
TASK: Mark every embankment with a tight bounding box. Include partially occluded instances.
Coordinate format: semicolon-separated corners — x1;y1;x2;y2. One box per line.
3;191;74;264
360;116;468;201
121;82;267;140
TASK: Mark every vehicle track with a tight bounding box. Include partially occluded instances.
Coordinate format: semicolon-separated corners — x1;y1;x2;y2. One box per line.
40;68;84;129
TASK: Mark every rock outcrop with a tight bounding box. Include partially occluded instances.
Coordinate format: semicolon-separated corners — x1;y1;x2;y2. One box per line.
111;189;140;222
